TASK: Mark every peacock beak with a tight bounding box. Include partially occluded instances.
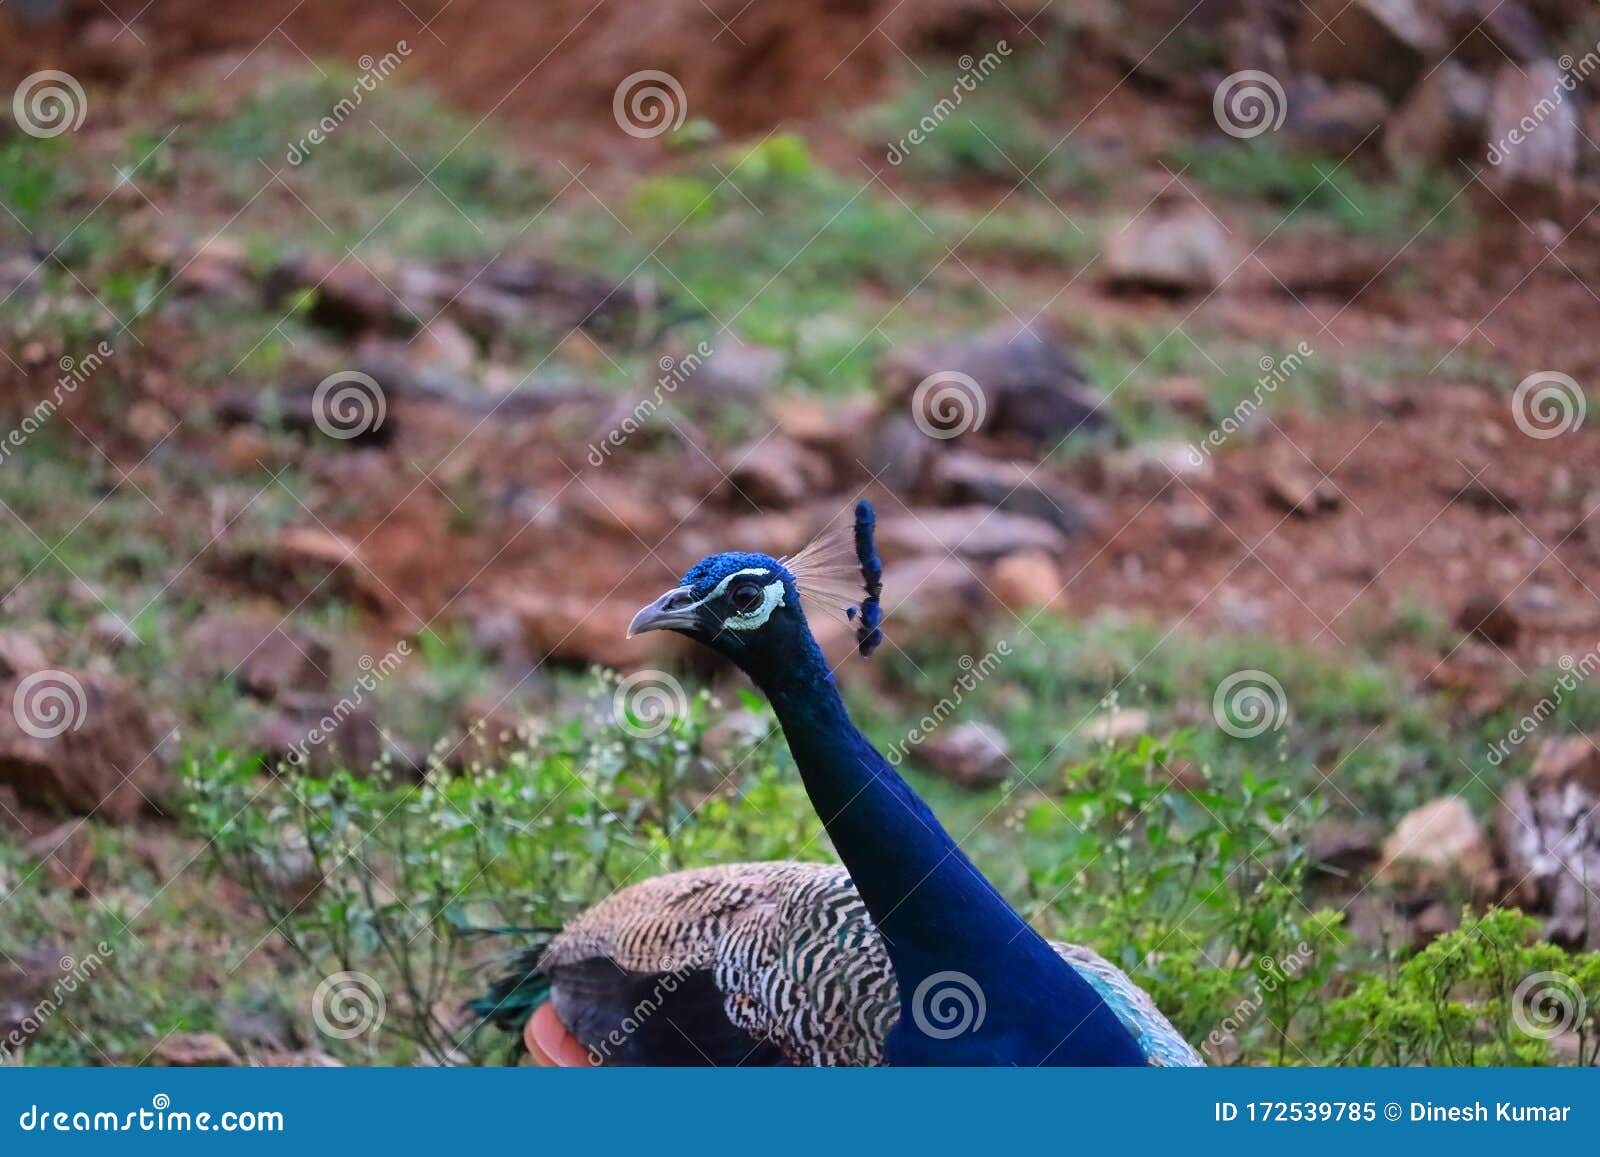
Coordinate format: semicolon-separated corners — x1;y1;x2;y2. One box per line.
627;586;699;637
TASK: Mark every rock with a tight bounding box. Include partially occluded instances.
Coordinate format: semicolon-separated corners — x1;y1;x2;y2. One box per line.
255;698;393;776
266;255;408;336
1288;80;1391;154
1384;60;1492;169
1262;458;1340;517
1295;0;1447;101
911;722;1011;789
880;553;986;632
1081;708;1151;744
0;660;173;821
1485;59;1581;191
0;632;49;680
699;709;772;767
878;323;1112;449
991;551;1064;610
410;318;478;372
1108;441;1213;491
1456;590;1521;646
214;371;395;449
930;451;1095;535
1378;797;1496;895
1499;737;1600;947
1308;817;1384;876
154;1032;240;1067
564;476;672;540
725;435;833;509
222;527;392;619
871;414;940;494
1105;204;1239;295
88;612;140;653
876;507;1067;561
495;588;644;670
183;610;332;702
431;255;673;347
685;336;783;398
1445;0;1551;66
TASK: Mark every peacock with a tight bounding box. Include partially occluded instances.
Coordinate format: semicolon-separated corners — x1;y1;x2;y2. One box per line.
472;502;1201;1067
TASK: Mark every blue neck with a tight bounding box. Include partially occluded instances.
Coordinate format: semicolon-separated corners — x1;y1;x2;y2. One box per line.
750;632;1147;1066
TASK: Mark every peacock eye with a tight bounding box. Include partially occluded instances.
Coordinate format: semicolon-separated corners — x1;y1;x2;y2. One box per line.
729;582;764;613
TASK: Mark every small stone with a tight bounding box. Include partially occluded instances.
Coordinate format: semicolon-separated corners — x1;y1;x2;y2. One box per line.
1105;205;1239;295
1456;590;1521;646
1383;60;1491;170
1295;0;1447;101
991;552;1064;610
1485;59;1581;191
1081;708;1150;744
726;436;832;509
154;1032;240;1067
1378;797;1496;895
912;722;1012;789
1262;459;1340;517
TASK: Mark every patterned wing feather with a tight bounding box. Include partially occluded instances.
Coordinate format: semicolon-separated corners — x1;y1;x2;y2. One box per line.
532;861;1200;1067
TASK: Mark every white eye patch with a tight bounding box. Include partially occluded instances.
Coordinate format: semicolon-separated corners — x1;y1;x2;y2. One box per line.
721;579;786;632
676;567;787;633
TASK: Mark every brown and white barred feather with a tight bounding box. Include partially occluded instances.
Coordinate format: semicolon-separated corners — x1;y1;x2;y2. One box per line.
537;861;1200;1066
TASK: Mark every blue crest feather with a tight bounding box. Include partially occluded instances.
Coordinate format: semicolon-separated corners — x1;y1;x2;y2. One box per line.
852;500;883;657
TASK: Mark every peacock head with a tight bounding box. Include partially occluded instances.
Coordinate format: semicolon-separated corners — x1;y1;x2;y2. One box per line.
627;501;884;671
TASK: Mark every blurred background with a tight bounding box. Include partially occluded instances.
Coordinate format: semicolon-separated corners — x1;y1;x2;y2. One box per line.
1;0;1598;1067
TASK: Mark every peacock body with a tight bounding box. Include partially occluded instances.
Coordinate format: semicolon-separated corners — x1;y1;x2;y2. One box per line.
476;502;1202;1067
479;861;1200;1067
